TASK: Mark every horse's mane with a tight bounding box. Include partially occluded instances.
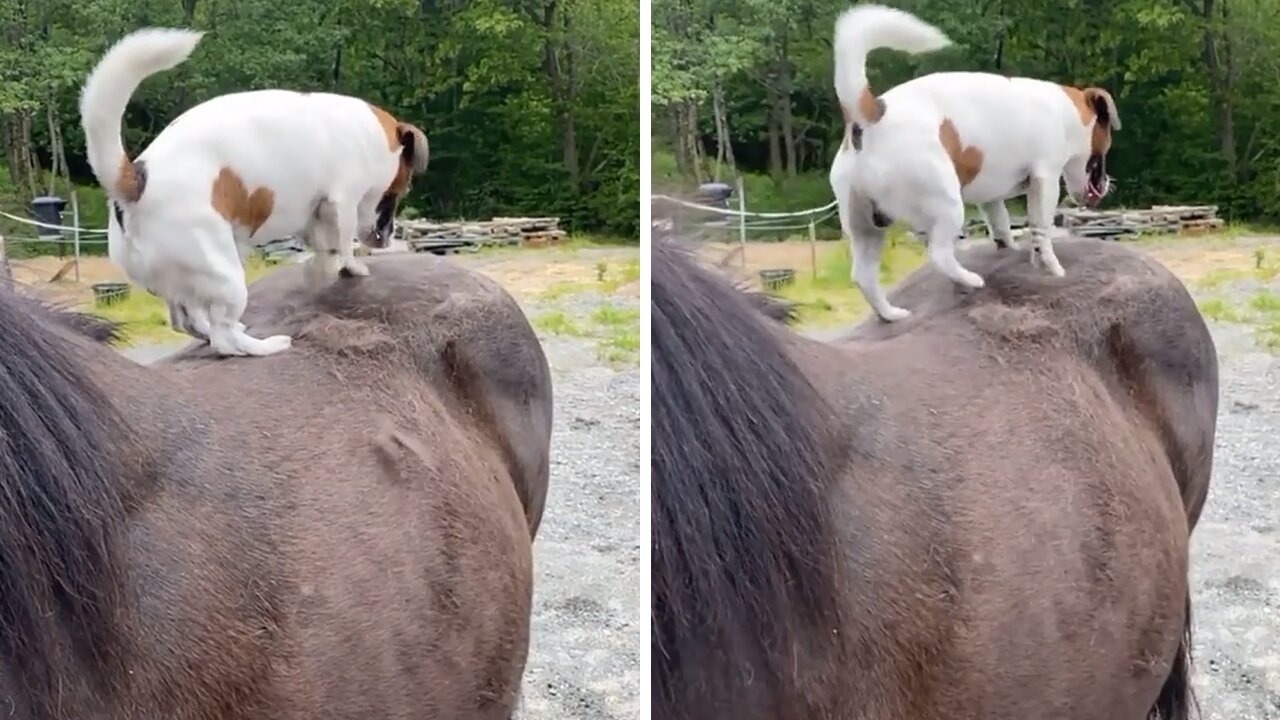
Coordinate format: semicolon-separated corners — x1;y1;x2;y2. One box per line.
651;241;844;719
0;286;129;710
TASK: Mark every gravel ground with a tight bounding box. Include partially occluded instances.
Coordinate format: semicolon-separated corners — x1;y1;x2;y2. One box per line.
1186;319;1280;719
513;289;641;720
120;284;642;720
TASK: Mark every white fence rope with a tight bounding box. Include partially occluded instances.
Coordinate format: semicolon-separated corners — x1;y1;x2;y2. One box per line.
0;208;107;235
652;193;837;219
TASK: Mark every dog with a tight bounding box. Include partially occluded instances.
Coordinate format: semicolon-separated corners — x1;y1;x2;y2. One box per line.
828;4;1120;322
80;28;429;356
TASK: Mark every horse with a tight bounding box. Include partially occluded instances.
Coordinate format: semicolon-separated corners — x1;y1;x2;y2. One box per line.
0;253;553;719
652;236;1218;720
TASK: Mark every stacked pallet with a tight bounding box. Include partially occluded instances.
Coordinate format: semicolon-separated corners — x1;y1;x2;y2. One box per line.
1057;205;1223;239
965;205;1223;241
399;217;566;252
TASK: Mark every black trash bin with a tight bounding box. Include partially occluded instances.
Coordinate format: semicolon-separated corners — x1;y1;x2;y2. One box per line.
696;182;734;209
31;196;68;238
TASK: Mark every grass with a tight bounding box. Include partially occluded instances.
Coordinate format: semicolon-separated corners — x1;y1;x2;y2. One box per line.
85;254;281;345
538;256;641;301
523;248;640;366
533;310;589;337
533;301;641;367
774;228;926;327
1186;243;1280;353
1197;288;1280;354
1197;297;1244;323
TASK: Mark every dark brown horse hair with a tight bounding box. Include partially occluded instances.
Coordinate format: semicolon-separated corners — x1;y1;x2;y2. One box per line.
651;239;845;720
0;286;131;714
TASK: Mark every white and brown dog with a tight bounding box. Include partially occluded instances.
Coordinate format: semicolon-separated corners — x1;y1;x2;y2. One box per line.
80;28;429;356
829;4;1120;321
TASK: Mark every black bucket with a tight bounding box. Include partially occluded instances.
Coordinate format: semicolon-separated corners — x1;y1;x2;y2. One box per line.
758;268;795;291
92;282;131;307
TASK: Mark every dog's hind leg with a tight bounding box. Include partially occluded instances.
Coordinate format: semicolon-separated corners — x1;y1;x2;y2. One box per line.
168;300;210;342
1026;174;1066;277
980;200;1018;250
334;204;369;278
925;204;985;290
202;257;292;357
304;200;343;288
849;197;911;322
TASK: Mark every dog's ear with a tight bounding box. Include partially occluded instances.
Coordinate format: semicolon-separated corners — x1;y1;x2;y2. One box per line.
396;123;430;175
1084;88;1121;131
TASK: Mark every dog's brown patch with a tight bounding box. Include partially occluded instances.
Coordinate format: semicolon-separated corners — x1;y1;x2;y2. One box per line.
387;161;413;197
116;157;147;203
858;87;885;123
211;168;275;235
368;104;401;152
1061;85;1096;126
938;118;983;187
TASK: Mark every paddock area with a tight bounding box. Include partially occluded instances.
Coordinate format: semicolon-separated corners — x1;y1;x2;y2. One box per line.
15;243;641;719
705;230;1280;718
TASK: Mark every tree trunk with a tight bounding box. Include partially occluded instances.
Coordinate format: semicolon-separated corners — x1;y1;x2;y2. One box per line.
541;0;581;190
711;81;736;182
1201;0;1237;175
670;105;690;176
766;81;783;180
683;100;705;183
6;111;42;198
45;93;70;197
777;39;797;178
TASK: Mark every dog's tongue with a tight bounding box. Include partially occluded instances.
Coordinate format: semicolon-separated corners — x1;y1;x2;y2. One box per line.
1085;181;1104;206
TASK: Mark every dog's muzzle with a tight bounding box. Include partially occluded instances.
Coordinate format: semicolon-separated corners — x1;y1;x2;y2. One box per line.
363;193;399;248
364;222;394;249
1083;153;1109;207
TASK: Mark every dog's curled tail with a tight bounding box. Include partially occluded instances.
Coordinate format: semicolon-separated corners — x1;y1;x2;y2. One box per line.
80;28;204;204
834;4;949;126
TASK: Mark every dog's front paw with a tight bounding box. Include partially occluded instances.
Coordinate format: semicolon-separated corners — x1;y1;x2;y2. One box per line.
339;258;371;278
1030;249;1066;277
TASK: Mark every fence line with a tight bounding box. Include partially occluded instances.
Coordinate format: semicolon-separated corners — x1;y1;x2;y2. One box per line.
651;193;838;219
4;238;108;245
653;179;842;278
0;208;107;235
1;195;105;284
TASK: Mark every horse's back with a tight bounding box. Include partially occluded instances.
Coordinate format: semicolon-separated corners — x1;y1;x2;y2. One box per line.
803;238;1216;718
108;255;551;718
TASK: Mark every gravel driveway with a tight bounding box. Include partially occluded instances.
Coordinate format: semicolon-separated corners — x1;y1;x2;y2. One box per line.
1188;319;1280;719
513;288;641;720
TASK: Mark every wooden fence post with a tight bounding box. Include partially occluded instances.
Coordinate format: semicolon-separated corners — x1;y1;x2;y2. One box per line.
0;234;10;288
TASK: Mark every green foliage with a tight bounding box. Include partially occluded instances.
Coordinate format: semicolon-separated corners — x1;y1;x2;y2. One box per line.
654;0;1280;223
0;0;638;238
